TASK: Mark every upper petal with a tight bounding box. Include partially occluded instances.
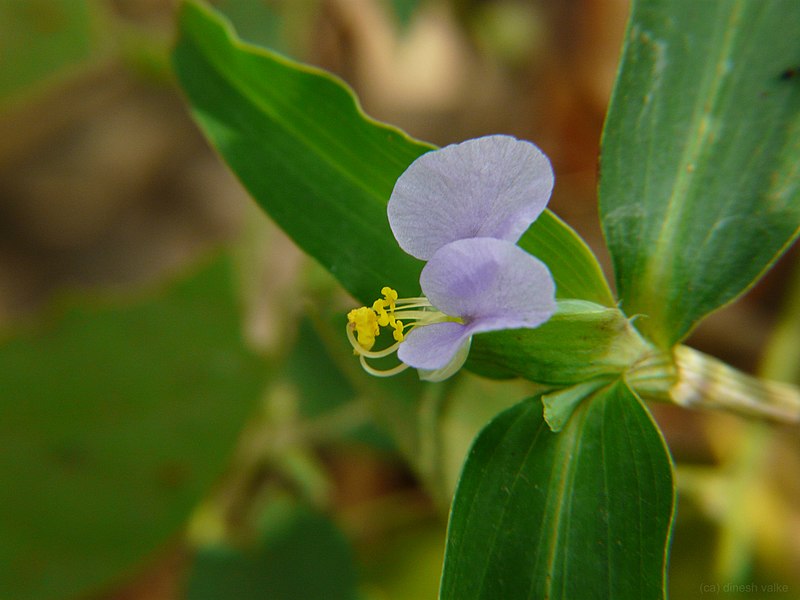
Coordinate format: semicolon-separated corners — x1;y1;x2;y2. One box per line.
387;135;553;260
420;237;556;329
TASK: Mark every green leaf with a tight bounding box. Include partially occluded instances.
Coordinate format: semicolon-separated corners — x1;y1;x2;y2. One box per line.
388;0;423;29
287;318;394;450
172;0;613;308
600;0;800;347
212;0;285;50
186;500;358;600
440;382;674;599
467;300;649;385
0;0;92;100
0;254;267;600
520;211;614;305
173;0;427;304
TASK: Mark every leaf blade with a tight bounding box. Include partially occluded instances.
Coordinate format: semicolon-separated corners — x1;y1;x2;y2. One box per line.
173;0;427;302
600;0;800;346
440;381;674;599
172;0;613;308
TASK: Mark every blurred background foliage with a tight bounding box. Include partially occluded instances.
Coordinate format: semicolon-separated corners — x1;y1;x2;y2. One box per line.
1;0;798;598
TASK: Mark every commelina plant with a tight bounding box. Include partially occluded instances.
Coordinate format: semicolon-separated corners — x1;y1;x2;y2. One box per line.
171;1;800;598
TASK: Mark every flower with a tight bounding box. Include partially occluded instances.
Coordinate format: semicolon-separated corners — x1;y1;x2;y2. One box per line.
347;135;557;381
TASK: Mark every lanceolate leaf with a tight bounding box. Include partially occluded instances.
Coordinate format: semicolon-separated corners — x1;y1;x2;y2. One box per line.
600;0;800;347
440;382;674;600
172;0;613;308
173;0;425;303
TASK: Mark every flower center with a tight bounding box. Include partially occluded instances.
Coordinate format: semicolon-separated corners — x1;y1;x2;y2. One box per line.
346;287;452;376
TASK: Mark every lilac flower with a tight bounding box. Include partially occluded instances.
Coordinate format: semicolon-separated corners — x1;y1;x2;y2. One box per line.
347;135;557;381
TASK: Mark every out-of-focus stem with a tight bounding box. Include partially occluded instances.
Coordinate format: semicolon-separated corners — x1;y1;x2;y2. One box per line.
711;261;800;580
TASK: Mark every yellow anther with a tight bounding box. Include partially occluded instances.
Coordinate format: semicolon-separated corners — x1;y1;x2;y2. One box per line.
392;319;405;342
372;298;390;326
381;287;398;311
347;306;379;351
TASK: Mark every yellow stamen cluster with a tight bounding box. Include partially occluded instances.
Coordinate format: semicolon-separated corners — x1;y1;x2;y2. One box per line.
346;306;379;350
347;287;404;351
346;287;440;377
372;287;405;342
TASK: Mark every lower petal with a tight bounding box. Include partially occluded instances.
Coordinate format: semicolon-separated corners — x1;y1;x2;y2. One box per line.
397;321;472;370
417;336;472;382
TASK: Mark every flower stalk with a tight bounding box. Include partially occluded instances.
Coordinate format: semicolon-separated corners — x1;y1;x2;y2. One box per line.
670;345;800;424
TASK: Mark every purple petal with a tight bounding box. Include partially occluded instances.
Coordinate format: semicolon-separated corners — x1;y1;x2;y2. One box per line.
397;321;472;370
398;238;555;372
420;237;556;330
387;135;553;260
417;336;472;382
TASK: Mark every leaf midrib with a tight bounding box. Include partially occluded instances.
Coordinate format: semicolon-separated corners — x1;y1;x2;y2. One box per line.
642;1;745;313
541;389;595;599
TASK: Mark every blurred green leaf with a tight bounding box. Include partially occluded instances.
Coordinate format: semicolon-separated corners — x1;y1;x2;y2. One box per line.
0;254;267;600
171;0;614;310
212;0;285;50
186;499;358;600
600;0;800;347
287;318;394;450
467;300;648;385
287;319;357;418
389;0;423;28
440;382;674;599
0;0;92;100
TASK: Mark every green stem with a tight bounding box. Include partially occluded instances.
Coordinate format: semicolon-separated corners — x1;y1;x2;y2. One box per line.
670;345;800;424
